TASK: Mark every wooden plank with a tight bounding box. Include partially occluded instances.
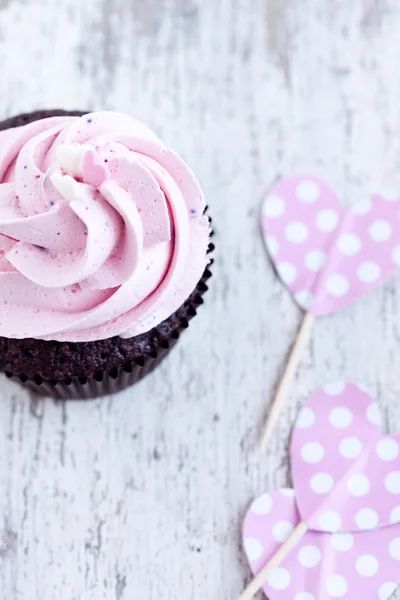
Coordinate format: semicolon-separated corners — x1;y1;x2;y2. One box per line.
0;0;399;597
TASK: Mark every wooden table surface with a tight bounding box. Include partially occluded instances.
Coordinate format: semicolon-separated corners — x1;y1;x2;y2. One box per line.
1;1;400;598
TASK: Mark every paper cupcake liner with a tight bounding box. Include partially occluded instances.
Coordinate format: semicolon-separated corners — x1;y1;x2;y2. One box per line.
5;250;213;400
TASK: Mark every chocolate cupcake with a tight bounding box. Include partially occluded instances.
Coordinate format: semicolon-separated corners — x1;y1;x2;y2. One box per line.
0;110;212;399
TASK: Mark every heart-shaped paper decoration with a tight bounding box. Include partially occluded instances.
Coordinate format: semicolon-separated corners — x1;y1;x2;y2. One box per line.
261;176;400;315
291;382;400;533
242;382;400;599
243;489;400;600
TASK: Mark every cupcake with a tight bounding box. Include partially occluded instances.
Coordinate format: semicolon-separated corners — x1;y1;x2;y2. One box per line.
0;110;212;399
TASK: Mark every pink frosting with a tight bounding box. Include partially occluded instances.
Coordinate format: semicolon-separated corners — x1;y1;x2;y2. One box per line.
0;112;210;341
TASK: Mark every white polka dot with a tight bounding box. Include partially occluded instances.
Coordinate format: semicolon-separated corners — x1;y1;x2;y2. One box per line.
296;180;320;203
295;595;315;600
385;472;400;495
329;407;353;428
330;533;354;552
352;198;372;215
267;567;291;590
319;510;342;532
379;582;397;600
382;190;399;202
298;545;322;568
367;403;382;426
316;209;339;231
377;439;399;461
339;437;364;459
356;554;379;577
357;261;381;283
305;250;326;272
263;194;285;218
389;538;400;560
347;474;370;497
301;442;325;464
337;233;361;255
324;381;346;396
355;508;379;530
297;407;315;429
285;221;309;244
280;489;295;498
251;493;272;515
390;506;400;524
353;197;374;217
311;473;334;494
244;537;263;561
326;274;350;297
392;245;400;266
266;236;279;257
369;219;392;242
277;262;297;284
272;521;294;543
326;574;348;597
294;290;314;310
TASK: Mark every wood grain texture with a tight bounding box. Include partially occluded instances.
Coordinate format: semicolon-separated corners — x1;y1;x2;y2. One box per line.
0;0;400;598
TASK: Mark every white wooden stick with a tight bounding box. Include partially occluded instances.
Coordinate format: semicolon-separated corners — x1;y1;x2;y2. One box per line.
239;521;308;600
260;312;315;453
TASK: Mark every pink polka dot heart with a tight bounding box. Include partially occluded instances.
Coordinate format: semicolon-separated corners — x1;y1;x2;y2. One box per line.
261;175;400;315
242;382;400;599
292;382;400;533
243;490;400;600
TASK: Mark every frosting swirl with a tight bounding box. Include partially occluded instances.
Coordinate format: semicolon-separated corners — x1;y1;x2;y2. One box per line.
0;112;210;341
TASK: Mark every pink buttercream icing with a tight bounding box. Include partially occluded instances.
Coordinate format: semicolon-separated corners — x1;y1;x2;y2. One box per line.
0;112;210;341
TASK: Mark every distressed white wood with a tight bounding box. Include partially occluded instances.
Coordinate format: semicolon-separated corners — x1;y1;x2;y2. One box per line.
0;0;400;598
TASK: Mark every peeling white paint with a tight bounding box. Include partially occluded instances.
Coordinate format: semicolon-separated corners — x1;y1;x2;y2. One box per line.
0;0;400;599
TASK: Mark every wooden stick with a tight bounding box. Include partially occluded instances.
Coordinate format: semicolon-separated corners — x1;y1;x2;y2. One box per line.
239;521;308;600
260;312;315;453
